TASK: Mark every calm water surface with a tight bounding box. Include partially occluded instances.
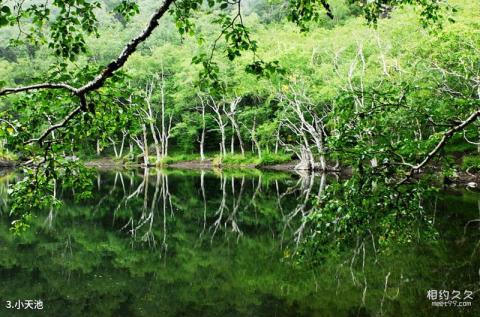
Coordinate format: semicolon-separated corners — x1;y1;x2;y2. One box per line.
0;168;479;317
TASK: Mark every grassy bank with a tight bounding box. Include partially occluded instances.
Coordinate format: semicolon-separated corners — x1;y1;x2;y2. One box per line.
84;152;295;168
139;152;293;167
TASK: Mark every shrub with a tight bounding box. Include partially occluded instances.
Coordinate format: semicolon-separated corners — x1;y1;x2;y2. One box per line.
213;152;293;166
160;154;199;165
462;155;480;173
258;152;292;165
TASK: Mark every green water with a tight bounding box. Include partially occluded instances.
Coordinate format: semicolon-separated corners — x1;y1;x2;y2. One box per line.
0;168;479;317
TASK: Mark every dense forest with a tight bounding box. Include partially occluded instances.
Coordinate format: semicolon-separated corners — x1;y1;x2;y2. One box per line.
0;0;479;315
1;0;478;171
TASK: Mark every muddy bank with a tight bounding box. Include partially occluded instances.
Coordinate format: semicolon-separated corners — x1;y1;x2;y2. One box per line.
85;158;126;168
85;158;295;170
169;159;256;169
84;157;479;187
0;159;15;168
449;171;480;186
169;159;215;169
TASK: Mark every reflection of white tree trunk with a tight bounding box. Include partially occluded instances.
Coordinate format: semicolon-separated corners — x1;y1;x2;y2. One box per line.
278;171;328;249
43;179;57;229
97;173;101;191
227;176;245;240
95;172;121;212
116;169;173;253
211;175;228;241
210;175;245;241
199;170;207;237
242;174;262;215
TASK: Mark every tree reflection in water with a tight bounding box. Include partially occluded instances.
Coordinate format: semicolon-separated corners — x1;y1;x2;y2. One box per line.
0;168;479;317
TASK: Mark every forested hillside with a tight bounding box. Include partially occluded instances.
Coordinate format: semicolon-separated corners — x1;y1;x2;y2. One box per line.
0;2;479;315
1;0;478;173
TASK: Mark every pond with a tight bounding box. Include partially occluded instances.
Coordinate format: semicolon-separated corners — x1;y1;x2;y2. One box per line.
0;168;479;316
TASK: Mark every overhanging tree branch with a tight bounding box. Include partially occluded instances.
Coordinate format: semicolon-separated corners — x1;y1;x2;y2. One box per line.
399;108;480;184
26;105;84;144
78;0;175;93
1;0;176;144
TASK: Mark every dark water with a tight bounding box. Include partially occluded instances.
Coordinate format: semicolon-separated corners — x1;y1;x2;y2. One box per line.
0;168;479;317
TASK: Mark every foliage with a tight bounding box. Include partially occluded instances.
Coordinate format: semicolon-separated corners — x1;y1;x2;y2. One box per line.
159;153;201;164
298;172;439;262
213;153;260;166
462;155;480;173
8;159;94;233
0;0;476;175
211;152;290;166
1;169;479;316
258;151;292;165
0;0;479;275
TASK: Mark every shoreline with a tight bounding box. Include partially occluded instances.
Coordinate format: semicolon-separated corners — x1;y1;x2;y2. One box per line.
83;158;479;186
84;157;300;171
2;157;477;186
84;158;343;173
0;159;15;168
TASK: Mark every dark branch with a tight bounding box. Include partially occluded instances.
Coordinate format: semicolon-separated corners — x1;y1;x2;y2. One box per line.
399;108;480;184
26;105;83;145
3;0;176;145
78;0;175;93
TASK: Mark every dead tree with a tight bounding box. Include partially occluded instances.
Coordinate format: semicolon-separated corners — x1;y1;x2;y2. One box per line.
208;97;228;157
197;94;207;161
108;129;128;159
144;80;162;164
279;85;329;171
225;97;245;155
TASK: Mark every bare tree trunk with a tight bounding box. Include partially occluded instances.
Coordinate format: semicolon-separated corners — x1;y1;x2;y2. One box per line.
109;137;119;158
233;120;244;155
198;96;206;161
226;97;244;155
96;139;101;156
209;97;227;157
251;116;261;159
280;86;330;171
163;114;173;156
161;70;166;156
159;67;173;158
129;142;134;159
142;124;149;166
275;123;281;154
145;81;162;164
295;144;315;170
312;117;326;170
109;130;128;159
149;118;161;163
